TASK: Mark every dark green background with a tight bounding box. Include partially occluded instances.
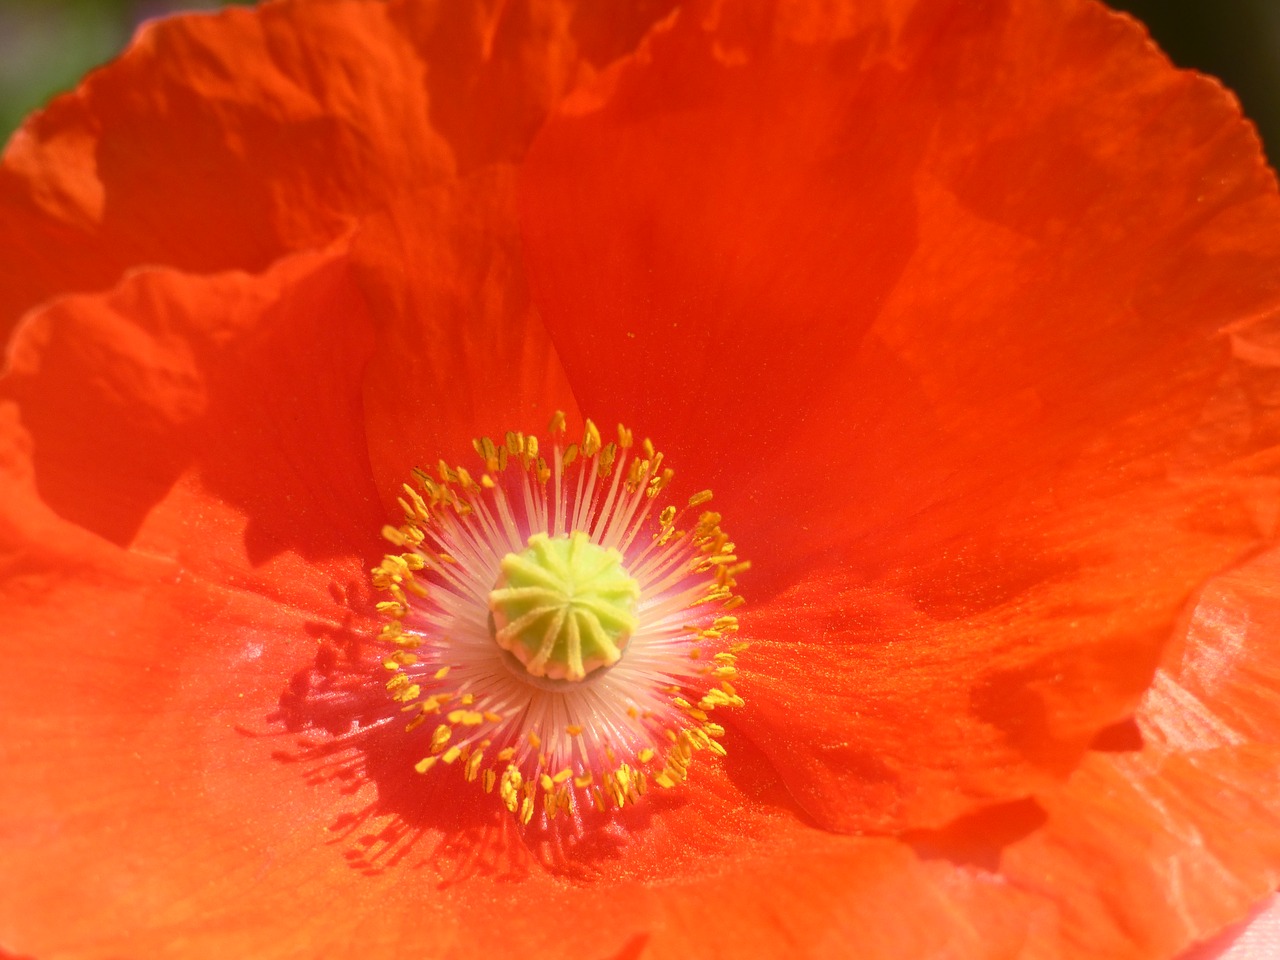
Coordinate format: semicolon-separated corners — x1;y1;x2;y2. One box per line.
1109;0;1280;163
0;0;252;139
1;0;1278;163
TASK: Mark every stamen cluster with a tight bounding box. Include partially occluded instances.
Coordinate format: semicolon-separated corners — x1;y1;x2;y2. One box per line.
372;413;747;826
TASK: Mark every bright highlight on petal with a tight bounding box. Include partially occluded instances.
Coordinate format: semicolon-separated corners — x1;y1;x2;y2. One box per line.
372;413;748;824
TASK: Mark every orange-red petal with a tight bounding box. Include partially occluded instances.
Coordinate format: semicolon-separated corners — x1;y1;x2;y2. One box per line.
998;547;1280;959
1;244;385;559
0;1;445;339
351;169;579;509
0;500;1011;958
1181;897;1280;960
0;230;1022;960
520;0;1280;831
0;0;656;344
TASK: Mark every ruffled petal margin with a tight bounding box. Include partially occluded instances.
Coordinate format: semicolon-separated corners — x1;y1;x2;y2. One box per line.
0;0;667;344
0;1;447;341
1181;896;1280;960
995;546;1280;959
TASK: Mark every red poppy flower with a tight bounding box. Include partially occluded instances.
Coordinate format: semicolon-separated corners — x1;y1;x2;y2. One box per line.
3;0;1280;957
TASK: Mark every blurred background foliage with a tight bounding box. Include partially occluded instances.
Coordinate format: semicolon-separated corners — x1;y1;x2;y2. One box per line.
0;0;252;138
0;0;1278;161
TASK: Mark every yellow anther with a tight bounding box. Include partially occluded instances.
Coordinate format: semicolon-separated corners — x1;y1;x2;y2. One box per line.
431;724;452;751
391;683;421;703
500;766;523;813
472;435;496;466
599;443;618;476
582;420;602;457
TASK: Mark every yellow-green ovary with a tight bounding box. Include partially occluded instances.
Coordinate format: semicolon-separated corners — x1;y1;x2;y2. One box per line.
489;531;640;681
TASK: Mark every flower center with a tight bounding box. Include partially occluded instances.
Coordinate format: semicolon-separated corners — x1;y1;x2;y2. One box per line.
490;532;640;682
371;412;748;826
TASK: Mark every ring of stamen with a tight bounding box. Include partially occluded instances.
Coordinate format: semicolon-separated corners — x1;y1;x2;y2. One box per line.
371;412;748;826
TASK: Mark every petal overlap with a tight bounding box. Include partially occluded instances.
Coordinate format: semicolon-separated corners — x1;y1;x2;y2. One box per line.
0;0;656;344
352;168;579;508
1000;547;1280;958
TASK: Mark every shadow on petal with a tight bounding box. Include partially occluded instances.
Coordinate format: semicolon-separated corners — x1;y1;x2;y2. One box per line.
907;797;1049;873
